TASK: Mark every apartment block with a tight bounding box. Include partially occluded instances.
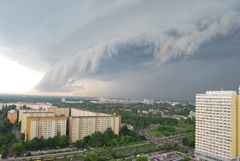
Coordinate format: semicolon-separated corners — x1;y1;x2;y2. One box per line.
19;109;46;122
26;116;67;141
195;91;240;161
69;108;121;143
46;107;70;117
71;108;111;117
7;110;17;124
20;111;54;134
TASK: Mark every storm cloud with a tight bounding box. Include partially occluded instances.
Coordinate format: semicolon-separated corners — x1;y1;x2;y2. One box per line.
0;0;240;99
36;12;240;99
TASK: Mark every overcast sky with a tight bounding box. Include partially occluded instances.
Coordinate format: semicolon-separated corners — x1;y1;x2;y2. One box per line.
0;0;240;100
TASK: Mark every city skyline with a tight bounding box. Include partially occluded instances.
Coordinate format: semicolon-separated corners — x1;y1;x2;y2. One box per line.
0;0;240;100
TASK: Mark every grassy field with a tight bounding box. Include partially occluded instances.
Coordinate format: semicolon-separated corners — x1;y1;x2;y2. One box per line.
148;125;194;137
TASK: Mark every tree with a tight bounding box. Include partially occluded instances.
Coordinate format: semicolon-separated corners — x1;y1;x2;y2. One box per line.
182;136;195;148
103;128;116;145
59;135;68;147
76;139;85;149
180;157;191;161
0;119;12;133
28;137;42;150
136;156;148;161
12;143;23;157
83;135;91;144
84;151;100;161
0;145;8;158
119;125;130;136
89;132;104;148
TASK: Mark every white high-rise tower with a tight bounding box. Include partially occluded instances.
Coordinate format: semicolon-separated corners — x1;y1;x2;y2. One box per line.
195;90;239;161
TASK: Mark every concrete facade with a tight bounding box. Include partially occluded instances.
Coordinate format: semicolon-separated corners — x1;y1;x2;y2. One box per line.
69;108;121;143
26;116;67;141
195;91;240;161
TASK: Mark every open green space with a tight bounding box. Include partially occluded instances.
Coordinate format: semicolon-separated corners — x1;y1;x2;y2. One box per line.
148;123;194;137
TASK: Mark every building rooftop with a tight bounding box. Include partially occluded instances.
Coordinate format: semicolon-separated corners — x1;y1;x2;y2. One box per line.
27;116;66;119
71;108;112;116
196;90;237;96
71;115;120;118
206;90;236;94
8;110;16;113
23;111;53;113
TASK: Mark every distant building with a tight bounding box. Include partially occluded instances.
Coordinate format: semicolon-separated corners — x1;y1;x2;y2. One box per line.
121;123;134;130
172;114;187;120
26;116;67;141
142;110;149;114
7;110;17;124
195;90;239;161
91;97;156;104
143;99;154;104
188;111;195;118
15;102;53;110
61;98;83;104
69;108;121;143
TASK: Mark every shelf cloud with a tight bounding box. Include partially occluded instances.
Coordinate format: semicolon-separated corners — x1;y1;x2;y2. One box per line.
36;12;240;98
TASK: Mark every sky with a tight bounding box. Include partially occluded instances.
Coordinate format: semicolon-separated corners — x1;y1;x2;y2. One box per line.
0;0;240;100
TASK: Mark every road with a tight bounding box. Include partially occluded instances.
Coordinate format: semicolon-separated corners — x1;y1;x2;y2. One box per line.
2;150;86;161
28;147;76;156
138;126;194;146
3;142;150;161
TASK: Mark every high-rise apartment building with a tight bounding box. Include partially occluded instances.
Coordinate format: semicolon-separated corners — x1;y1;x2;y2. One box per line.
7;110;17;124
26;116;67;141
19;109;46;122
19;107;70;123
46;107;70;117
69;108;121;143
195;90;240;161
20;111;54;134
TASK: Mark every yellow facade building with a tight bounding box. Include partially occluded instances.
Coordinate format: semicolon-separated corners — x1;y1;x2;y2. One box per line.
69;108;121;143
20;111;54;134
19;109;46;123
20;107;120;143
26;116;67;141
195;91;240;161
